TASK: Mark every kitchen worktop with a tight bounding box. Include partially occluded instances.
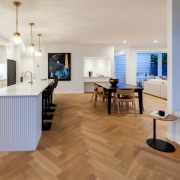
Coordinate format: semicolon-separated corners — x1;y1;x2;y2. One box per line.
0;79;54;97
84;77;111;82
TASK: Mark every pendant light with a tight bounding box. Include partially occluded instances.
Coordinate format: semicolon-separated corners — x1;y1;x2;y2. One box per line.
9;1;24;49
35;34;42;56
26;23;35;56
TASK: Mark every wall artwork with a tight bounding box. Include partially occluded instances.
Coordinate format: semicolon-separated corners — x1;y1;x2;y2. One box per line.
48;53;71;81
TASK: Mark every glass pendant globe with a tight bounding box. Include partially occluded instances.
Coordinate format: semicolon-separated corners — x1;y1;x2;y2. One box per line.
26;44;35;56
35;50;42;57
9;33;25;51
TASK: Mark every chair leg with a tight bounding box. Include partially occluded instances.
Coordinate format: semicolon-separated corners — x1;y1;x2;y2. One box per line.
91;93;94;103
134;101;137;116
113;98;116;111
99;96;103;110
117;101;120;115
126;102;128;110
94;94;97;105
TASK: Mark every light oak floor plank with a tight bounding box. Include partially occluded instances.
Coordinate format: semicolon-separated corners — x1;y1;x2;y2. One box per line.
0;93;179;180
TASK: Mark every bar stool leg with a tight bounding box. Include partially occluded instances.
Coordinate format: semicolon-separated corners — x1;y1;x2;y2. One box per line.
153;118;156;141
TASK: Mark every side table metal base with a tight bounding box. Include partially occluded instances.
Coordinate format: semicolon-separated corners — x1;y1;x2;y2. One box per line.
146;139;175;153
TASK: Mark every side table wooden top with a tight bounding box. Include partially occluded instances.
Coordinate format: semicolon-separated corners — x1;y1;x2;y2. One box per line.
150;111;177;121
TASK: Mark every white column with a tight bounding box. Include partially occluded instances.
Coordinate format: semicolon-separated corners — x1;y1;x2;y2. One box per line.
158;53;162;76
167;0;180;144
126;47;137;86
167;0;180;112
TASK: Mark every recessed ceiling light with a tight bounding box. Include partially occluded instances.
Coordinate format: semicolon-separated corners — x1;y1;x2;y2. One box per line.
123;40;127;44
154;40;158;44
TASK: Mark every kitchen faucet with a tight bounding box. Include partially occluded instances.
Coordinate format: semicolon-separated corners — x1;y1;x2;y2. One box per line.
24;71;33;84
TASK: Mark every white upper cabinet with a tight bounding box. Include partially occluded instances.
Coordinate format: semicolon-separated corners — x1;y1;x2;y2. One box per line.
0;46;7;63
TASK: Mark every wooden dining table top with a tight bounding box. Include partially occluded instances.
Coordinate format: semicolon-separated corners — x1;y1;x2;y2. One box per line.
95;82;143;91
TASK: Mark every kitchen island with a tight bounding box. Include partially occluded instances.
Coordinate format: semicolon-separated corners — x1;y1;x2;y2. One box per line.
0;79;54;151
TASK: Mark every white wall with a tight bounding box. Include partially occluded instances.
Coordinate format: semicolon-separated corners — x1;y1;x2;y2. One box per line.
0;63;7;79
32;44;114;93
116;47;167;86
0;36;8;46
21;55;34;81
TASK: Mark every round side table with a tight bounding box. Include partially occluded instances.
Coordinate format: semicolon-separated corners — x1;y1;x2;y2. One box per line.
147;112;177;153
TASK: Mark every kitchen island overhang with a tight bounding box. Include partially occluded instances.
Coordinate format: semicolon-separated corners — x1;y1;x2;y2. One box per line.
0;79;54;151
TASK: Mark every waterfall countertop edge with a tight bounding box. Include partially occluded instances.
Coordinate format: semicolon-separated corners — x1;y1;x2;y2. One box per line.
0;79;54;97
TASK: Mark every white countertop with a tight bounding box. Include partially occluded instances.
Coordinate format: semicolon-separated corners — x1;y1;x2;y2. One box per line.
0;79;54;97
84;77;111;83
84;77;111;78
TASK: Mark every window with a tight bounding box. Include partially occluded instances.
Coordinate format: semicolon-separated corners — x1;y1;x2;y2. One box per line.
136;52;167;86
136;53;151;86
137;53;151;76
150;54;158;76
114;54;126;83
162;53;167;76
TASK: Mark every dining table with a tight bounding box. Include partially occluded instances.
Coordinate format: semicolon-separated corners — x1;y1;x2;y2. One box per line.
95;82;144;114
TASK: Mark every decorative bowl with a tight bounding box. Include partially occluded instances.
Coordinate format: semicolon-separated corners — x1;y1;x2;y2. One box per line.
109;78;119;86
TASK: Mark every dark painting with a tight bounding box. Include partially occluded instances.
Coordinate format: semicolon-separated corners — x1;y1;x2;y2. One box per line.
48;53;71;81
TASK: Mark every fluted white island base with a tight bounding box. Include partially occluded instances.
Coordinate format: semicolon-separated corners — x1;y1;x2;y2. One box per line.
0;95;42;151
0;80;54;151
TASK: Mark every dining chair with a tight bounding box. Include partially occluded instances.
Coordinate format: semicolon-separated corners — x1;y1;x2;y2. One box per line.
114;89;137;116
91;83;99;103
94;86;108;109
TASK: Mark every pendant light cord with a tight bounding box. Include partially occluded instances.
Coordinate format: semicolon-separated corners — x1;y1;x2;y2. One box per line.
38;34;42;51
39;35;40;50
16;5;18;32
31;24;33;44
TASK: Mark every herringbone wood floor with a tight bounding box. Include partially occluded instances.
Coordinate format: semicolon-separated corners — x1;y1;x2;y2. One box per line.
0;94;180;180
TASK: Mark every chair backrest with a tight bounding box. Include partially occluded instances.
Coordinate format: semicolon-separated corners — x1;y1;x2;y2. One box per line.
97;86;104;94
94;84;99;91
116;89;135;98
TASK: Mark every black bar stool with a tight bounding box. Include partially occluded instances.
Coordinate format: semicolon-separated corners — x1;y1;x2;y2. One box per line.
49;76;58;107
42;88;52;131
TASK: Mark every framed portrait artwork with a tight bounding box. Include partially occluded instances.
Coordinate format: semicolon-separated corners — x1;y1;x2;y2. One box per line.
48;53;71;81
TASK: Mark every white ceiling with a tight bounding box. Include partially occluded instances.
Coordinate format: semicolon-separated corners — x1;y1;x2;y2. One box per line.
0;0;167;49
